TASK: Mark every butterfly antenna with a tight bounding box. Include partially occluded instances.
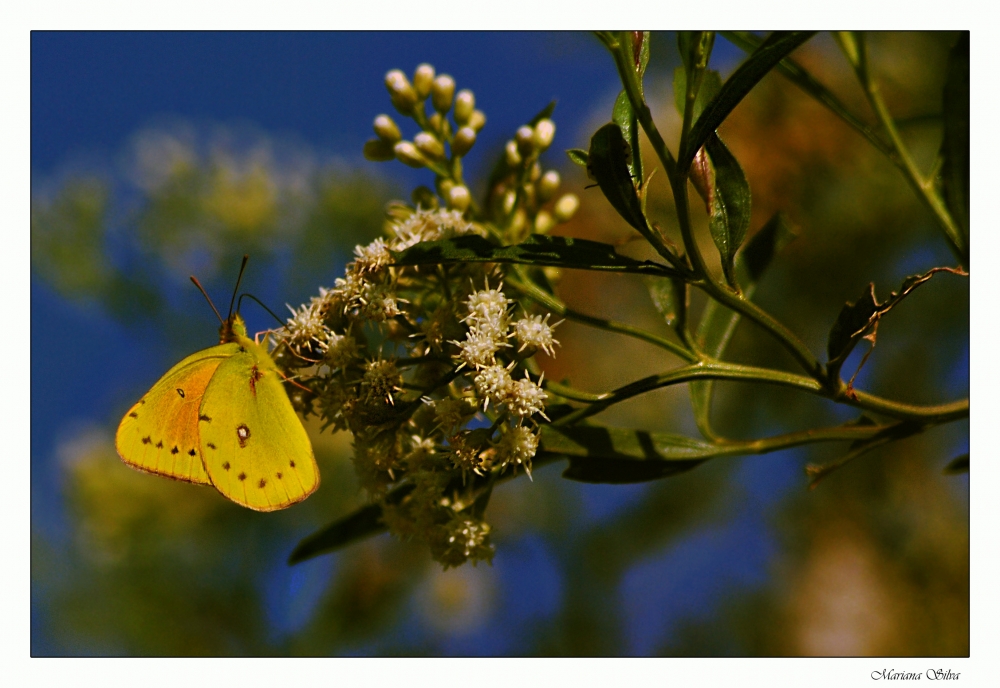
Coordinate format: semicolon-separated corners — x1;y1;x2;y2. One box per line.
190;276;225;326
238;293;286;327
227;254;250;319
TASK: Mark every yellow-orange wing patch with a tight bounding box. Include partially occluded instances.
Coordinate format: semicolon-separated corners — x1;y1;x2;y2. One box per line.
116;344;239;484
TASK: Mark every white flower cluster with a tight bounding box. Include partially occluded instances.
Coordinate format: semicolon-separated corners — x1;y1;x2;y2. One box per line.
388;207;483;251
452;284;556;425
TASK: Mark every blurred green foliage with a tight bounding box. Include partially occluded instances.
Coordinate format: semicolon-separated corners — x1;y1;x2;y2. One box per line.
31;31;968;656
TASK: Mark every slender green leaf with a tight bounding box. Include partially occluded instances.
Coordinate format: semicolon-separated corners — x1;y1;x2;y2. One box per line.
541;425;710;484
566;148;590;168
705;133;752;285
673;67;723;121
680;31;816;169
288;500;393;564
826;267;967;377
691;213;796;438
940;32;969;241
588;123;649;235
677;31;714;73
721;31;890;156
635;31;650;77
943;453;969;475
612;90;643;183
528;100;557;127
391;233;677;276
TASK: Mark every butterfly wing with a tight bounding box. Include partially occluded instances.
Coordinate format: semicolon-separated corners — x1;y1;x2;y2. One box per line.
116;344;240;484
197;346;318;511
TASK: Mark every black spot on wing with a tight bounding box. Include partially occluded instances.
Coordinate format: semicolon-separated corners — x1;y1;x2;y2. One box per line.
188;448;197;456
258;478;267;488
128;411;139;418
207;442;217;450
238;472;247;481
276;472;283;479
176;388;186;398
289;460;296;468
199;414;212;422
222;461;230;470
141;436;151;445
171;446;179;455
156;441;163;449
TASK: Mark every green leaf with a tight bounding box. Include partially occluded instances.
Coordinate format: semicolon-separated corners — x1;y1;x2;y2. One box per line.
691;213;795;438
566;148;590;168
704;133;752;285
588;123;649;234
288;500;391;565
612;90;643;183
943;453;969;475
541;425;711;484
680;31;816;170
826;267;967;377
676;31;714;73
635;31;650;77
673;67;723;121
940;32;969;242
391;233;677;276
528;100;557;127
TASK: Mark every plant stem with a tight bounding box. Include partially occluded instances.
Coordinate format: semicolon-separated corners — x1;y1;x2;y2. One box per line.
607;36;828;384
851;33;967;267
550;360;968;427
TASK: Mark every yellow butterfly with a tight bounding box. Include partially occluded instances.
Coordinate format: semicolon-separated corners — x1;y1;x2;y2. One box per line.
115;257;319;511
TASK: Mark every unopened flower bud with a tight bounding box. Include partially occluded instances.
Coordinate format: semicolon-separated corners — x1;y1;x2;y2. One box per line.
530;162;542;182
373;114;401;143
394;141;426;168
428;112;444;133
448;185;471;212
452;126;477;157
690;146;715;213
502;189;517;215
533;119;555;150
436;176;455;198
510;208;527;234
534;210;555;234
537;170;560;201
414;131;446;159
505;140;522;167
431;75;456;113
468;110;487;131
553;193;580;222
515;126;535;156
412;185;438;210
454;90;475;124
385;200;414;221
413;63;435;99
385;69;418;114
363;139;396;161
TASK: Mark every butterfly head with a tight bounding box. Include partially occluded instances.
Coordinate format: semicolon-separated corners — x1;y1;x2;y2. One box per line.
220;313;251;345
